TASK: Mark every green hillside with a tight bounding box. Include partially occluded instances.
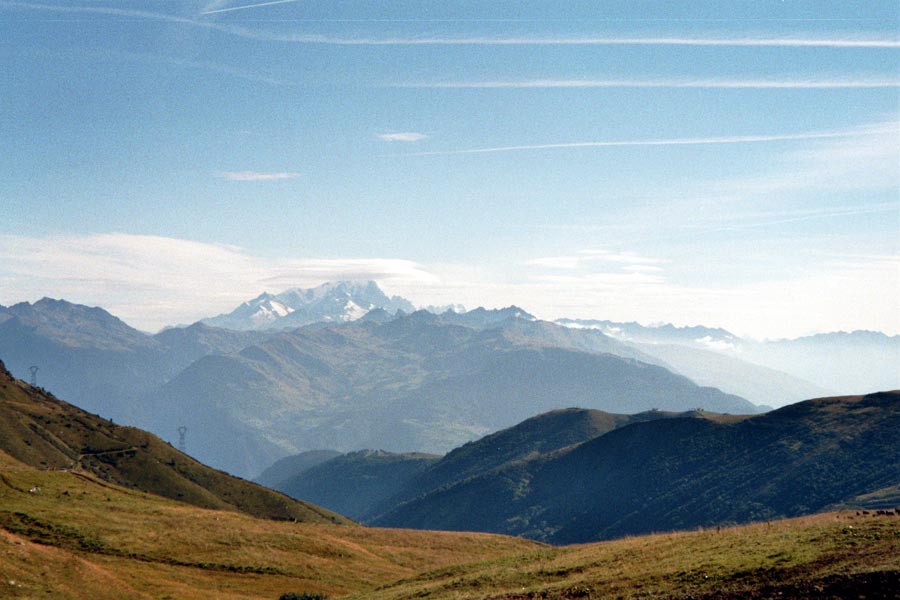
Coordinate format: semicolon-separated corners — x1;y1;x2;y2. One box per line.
0;360;348;524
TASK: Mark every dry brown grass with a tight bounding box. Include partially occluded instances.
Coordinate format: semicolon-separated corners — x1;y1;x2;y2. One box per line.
350;511;900;600
3;448;898;600
0;451;536;599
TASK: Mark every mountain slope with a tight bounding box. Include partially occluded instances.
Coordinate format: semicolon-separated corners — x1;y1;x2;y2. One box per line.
0;299;272;428
11;427;896;600
0;360;348;524
277;450;440;520
0;298;167;423
254;449;342;489
375;391;900;543
149;314;757;477
152;322;272;370
361;407;695;522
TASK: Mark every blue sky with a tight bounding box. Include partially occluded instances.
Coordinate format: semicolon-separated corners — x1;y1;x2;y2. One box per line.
1;0;898;337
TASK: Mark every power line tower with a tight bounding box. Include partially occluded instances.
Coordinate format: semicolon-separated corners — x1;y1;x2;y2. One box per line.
176;426;187;453
28;366;39;387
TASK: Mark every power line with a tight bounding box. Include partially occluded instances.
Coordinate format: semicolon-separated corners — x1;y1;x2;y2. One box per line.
177;426;187;453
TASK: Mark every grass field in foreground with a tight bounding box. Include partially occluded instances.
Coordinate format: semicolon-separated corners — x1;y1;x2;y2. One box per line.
0;449;536;599
350;511;900;600
2;447;899;599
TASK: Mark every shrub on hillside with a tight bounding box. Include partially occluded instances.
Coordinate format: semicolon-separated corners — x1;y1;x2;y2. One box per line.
278;593;328;600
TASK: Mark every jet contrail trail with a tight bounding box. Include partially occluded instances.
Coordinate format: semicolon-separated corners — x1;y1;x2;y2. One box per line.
201;0;303;15
386;125;895;157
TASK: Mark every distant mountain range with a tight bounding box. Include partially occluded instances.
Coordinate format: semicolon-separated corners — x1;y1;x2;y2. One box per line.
1;281;896;479
0;298;272;427
289;391;897;544
145;311;755;477
558;318;899;403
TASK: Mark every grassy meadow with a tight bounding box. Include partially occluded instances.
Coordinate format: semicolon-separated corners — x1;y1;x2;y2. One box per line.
0;450;536;599
3;442;899;599
353;511;900;599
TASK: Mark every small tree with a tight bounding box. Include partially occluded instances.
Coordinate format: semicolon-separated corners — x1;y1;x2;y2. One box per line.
278;593;328;600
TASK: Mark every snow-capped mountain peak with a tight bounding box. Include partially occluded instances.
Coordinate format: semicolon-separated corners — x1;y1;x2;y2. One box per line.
201;281;415;331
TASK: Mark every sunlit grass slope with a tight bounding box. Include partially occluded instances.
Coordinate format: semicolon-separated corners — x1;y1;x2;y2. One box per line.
0;361;347;523
0;450;537;599
353;511;900;600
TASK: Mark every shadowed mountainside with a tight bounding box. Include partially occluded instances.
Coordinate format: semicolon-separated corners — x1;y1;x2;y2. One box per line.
271;407;704;523
276;450;440;521
374;391;900;543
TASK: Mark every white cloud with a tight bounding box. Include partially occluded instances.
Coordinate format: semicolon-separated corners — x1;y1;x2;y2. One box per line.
695;336;736;351
0;233;895;338
378;132;428;142
0;233;436;331
217;171;300;181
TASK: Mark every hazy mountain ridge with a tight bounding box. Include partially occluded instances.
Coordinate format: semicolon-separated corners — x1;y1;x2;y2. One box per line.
558;318;900;398
631;342;827;407
0;298;278;428
146;314;757;477
557;318;740;349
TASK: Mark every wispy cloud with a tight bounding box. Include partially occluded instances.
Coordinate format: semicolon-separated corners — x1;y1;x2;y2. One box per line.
3;4;899;48
0;233;437;331
378;132;428;142
217;171;300;181
201;0;304;15
387;123;893;157
0;233;895;337
396;78;900;90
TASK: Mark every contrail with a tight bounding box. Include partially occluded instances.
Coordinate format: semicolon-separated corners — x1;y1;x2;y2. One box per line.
201;0;303;16
2;3;899;48
396;78;900;90
387;125;895;157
